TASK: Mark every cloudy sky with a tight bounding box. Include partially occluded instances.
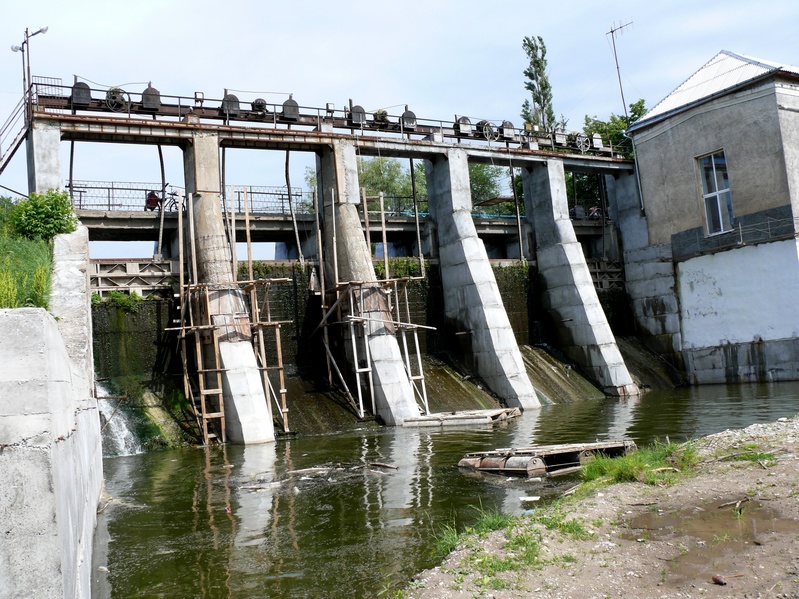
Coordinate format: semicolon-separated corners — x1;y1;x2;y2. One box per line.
0;0;797;254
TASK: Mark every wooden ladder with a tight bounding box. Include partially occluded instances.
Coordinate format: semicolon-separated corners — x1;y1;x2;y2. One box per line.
179;285;227;445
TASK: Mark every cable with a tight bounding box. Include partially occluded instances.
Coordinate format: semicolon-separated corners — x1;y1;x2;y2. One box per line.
74;75;149;89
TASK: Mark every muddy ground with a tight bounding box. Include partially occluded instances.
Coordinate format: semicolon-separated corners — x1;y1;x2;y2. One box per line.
405;417;799;599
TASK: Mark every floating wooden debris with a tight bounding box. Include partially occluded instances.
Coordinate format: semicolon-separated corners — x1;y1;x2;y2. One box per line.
402;407;521;427
458;440;637;477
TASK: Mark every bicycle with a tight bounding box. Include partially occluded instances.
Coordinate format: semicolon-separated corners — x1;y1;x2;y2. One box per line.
144;188;180;212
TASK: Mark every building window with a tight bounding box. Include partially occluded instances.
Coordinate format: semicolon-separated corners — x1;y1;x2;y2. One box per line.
698;150;733;235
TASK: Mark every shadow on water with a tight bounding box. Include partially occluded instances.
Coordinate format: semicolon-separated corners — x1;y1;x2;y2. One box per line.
93;381;799;598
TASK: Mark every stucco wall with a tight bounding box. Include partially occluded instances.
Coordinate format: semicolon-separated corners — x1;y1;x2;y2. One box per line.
776;81;799;219
678;239;799;348
634;81;788;245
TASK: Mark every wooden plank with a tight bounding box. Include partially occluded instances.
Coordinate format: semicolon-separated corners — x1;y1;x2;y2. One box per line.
403;408;521;428
458;440;636;478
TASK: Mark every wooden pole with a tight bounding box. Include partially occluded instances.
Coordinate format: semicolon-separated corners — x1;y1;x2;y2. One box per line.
362;187;370;256
229;185;237;280
379;191;389;280
409;158;425;276
243;188;254;282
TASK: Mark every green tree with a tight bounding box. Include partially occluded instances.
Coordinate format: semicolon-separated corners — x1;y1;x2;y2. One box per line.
583;98;647;159
357;157;414;212
306;159;507;215
521;35;556;132
10;189;77;241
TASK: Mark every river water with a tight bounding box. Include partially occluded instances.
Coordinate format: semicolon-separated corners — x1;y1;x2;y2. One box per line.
92;382;799;598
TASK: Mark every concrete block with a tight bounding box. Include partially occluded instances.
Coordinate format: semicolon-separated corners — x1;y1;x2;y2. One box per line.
487;327;521;353
440;260;477;290
219;341;275;444
438;239;467;267
765;338;794;363
624;243;673;264
0;379;52;416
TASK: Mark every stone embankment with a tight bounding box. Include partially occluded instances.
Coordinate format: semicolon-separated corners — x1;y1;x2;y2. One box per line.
406;416;799;599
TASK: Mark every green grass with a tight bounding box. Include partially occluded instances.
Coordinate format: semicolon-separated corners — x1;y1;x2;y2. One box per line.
0;235;52;308
0;191;80;310
582;441;699;486
428;501;589;594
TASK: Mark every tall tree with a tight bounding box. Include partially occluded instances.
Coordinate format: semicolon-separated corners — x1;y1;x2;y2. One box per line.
521;35;556;132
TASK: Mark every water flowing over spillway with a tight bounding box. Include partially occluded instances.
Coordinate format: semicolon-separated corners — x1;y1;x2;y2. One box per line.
96;382;143;457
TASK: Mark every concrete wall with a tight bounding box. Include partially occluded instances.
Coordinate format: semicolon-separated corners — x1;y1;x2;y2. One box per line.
523;161;638;396
26;119;63;194
316;141;419;425
633;81;788;245
776;80;799;220
677;238;799;382
426;149;540;408
0;227;103;599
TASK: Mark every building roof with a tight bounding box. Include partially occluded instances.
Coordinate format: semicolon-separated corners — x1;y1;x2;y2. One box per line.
628;50;799;133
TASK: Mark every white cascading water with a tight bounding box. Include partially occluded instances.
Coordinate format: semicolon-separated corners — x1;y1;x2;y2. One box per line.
96;381;143;457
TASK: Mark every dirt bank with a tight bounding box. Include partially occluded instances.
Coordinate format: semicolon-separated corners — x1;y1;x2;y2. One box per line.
406;416;799;599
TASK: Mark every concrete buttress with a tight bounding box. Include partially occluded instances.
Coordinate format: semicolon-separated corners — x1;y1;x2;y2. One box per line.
425;148;540;409
316;140;419;425
26;119;62;193
183;124;275;443
522;161;639;397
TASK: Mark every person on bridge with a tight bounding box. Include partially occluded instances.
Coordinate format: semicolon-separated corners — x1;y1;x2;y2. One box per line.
145;191;160;211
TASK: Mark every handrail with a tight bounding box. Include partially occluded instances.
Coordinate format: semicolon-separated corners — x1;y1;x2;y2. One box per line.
0;96;28;178
0;95;26;154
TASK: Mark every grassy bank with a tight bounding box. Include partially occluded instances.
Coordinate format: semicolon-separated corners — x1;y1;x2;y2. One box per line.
400;422;795;598
0;191;77;310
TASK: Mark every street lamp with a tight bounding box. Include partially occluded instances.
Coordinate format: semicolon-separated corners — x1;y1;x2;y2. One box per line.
11;26;48;121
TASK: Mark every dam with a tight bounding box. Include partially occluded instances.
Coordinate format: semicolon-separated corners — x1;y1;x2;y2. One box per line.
0;75;648;599
4;78;639;444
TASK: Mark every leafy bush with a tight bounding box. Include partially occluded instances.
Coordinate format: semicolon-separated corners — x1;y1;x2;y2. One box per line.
10;189;77;241
105;290;145;313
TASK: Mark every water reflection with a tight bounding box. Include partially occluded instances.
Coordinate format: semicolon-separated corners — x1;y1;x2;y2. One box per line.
94;382;799;598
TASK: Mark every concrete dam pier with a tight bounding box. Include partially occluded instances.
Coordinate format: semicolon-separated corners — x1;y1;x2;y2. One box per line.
13;80;641;444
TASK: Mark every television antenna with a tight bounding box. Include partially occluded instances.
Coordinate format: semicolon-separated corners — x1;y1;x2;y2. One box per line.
607;21;632;123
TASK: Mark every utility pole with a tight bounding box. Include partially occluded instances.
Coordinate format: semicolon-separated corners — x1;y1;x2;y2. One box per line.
607;21;632;124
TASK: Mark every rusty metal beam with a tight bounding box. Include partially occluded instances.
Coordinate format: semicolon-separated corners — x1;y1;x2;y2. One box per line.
35;112;633;174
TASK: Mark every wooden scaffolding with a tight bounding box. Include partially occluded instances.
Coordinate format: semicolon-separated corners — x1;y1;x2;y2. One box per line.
175;192;291;445
313;189;432;420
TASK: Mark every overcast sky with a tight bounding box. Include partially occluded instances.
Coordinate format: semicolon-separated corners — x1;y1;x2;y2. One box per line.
1;0;797;254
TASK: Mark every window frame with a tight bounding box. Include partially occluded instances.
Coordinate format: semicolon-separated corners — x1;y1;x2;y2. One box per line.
696;149;734;236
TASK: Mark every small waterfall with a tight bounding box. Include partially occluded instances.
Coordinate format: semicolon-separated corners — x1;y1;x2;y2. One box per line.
96;382;143;457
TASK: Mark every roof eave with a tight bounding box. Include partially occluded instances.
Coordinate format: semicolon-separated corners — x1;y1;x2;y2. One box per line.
628;70;796;136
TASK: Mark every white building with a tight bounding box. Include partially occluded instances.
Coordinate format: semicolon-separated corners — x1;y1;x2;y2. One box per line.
617;51;799;383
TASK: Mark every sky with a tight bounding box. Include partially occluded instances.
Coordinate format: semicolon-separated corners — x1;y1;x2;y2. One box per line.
1;0;798;256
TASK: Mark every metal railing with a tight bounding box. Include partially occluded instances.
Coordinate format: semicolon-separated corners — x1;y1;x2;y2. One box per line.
26;79;622;157
68;180;314;215
0;96;27;176
68;181;184;211
673;215;799;260
229;186;312;215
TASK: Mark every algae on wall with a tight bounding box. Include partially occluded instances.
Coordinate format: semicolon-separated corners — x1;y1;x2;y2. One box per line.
92;300;191;448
